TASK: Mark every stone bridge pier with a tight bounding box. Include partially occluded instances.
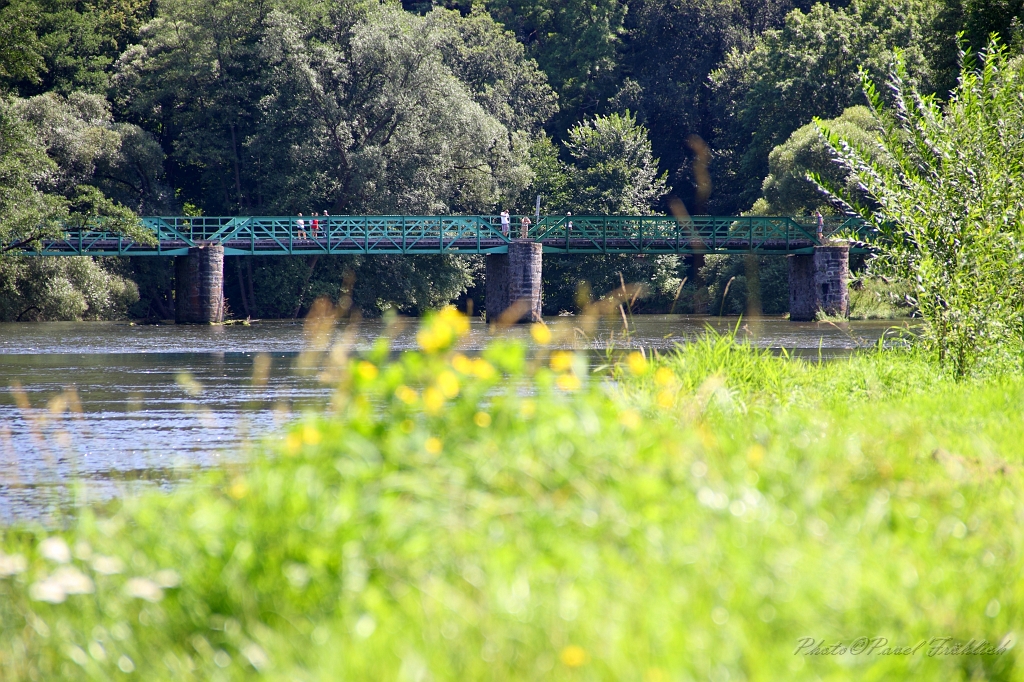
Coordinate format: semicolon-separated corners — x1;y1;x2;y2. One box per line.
788;244;850;321
175;244;225;324
485;241;543;323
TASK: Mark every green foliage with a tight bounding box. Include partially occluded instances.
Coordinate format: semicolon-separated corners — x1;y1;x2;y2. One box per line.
224;254;480;319
700;253;790;316
0;92;156;254
618;0;815;209
848;275;915;319
0;255;138;320
0;97;68;252
484;0;626;133
758;105;881;215
1;321;1021;679
817;41;1024;377
711;0;938;212
533;112;672;314
561;111;667;216
432;8;557;137
0;0;152;96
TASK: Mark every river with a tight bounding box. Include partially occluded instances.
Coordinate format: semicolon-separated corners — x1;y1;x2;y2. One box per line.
0;315;906;522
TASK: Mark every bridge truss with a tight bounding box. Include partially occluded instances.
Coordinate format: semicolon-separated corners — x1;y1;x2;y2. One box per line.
23;215;871;257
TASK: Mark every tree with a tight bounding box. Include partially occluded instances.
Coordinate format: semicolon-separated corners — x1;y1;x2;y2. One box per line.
561;111;667;215
430;8;557;136
0;92;157;254
0;255;138;321
255;4;535;213
542;111;673;313
757;105;880;214
111;0;284;214
711;0;937;213
817;42;1024;377
483;0;626;134
0;0;152;96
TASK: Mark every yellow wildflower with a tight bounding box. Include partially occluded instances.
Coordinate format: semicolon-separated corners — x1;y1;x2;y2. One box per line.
356;361;378;381
560;645;588;667
395;385;418;404
437;371;460;398
472;358;496;379
302;424;321;445
452;354;473;374
474;412;492;428
550;351;574;372
530;323;552;345
626;351;648;375
619;409;641;430
556;373;582;392
424;437;442;454
423;387;445;414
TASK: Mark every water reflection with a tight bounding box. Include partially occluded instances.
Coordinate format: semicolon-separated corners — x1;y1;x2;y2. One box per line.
0;316;910;522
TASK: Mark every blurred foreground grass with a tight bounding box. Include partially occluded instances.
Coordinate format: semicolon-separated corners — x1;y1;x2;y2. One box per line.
1;309;1020;681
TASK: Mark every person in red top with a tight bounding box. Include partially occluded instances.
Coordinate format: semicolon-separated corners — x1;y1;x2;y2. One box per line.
311;212;320;239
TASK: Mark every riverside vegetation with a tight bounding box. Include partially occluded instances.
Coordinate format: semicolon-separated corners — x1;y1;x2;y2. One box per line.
0;308;1020;681
4;9;1024;682
4;0;1024;319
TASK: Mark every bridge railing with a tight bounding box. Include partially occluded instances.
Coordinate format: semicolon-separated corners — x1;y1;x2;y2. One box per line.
528;215;862;252
22;214;869;256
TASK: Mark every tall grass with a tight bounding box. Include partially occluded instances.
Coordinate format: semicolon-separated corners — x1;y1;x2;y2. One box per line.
0;310;1019;680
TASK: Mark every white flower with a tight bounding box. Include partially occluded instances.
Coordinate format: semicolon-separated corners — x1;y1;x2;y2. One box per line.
39;537;71;563
28;567;94;603
242;643;270;671
52;567;94;595
91;556;124;575
0;553;27;577
30;579;66;603
124;577;163;602
153;569;180;588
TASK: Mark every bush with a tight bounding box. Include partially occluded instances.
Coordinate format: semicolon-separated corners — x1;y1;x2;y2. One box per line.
0;256;139;321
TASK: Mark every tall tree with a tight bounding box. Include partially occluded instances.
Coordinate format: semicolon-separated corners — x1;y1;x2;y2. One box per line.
484;0;626;135
710;0;937;213
0;0;153;96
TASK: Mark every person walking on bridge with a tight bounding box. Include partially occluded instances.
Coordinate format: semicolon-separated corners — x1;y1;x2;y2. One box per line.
311;212;320;239
500;210;510;237
296;213;307;239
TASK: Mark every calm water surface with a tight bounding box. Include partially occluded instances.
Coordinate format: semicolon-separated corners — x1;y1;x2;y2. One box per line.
0;316;907;522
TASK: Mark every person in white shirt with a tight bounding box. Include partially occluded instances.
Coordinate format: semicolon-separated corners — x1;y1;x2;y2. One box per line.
500;210;510;237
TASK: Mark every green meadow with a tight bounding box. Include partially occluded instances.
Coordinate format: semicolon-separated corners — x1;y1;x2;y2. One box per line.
0;310;1020;681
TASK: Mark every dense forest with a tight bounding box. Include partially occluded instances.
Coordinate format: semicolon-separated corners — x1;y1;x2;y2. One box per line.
1;0;1022;320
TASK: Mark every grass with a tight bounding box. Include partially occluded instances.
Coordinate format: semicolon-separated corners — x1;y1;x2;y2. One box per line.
848;276;915;320
0;309;1021;681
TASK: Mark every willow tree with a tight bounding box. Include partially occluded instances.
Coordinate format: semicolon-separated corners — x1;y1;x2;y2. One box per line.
816;40;1024;377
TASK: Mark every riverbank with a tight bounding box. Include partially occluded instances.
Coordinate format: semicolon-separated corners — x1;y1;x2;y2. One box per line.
0;315;1015;680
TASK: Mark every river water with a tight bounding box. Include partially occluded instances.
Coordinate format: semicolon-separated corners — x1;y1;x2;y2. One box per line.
0;316;906;522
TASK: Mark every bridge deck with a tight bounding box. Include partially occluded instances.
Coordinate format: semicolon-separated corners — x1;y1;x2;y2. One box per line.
23;215;871;256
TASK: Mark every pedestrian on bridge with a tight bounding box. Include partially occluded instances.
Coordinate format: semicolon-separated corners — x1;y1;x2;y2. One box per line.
500;210;510;237
815;211;824;242
311;212;320;238
520;215;531;239
296;213;307;239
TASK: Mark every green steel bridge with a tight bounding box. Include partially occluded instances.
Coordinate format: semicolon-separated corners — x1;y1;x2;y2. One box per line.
24;214;870;257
